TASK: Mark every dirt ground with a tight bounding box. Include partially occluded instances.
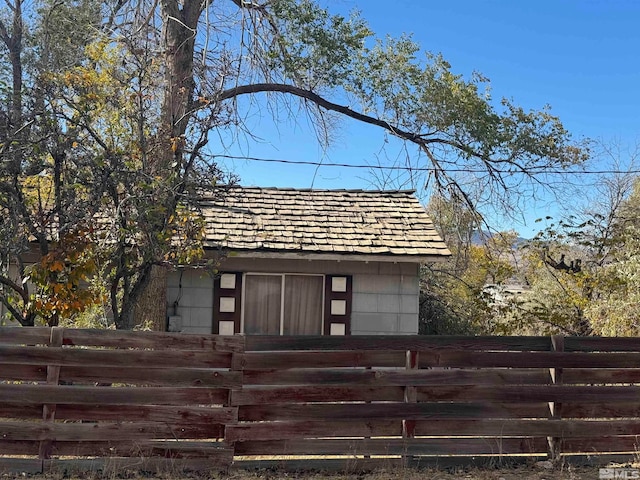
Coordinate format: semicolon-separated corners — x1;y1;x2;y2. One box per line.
0;464;621;480
224;465;615;480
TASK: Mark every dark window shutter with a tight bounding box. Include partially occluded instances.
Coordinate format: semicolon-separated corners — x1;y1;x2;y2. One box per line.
324;275;352;335
213;272;242;335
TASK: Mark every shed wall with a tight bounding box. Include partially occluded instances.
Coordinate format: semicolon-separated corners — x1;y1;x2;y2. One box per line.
166;257;420;335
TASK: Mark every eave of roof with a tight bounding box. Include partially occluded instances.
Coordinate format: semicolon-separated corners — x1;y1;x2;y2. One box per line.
215;249;450;263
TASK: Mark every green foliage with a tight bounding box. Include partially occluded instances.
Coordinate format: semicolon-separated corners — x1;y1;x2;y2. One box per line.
345;37;587;209
585;219;640;336
419;289;478;336
269;0;372;88
421;194;521;335
490;174;640;336
35;0;102;70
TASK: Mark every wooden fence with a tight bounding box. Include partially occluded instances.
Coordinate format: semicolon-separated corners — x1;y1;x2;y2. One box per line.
2;327;640;474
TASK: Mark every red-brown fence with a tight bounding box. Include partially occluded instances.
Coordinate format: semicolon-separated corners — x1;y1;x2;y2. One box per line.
2;327;640;474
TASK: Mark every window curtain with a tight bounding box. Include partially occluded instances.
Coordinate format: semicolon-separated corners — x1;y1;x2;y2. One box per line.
244;275;281;335
284;275;323;335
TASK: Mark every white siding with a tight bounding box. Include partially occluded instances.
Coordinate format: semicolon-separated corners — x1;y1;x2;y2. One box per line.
351;265;420;335
167;258;420;335
167;270;214;334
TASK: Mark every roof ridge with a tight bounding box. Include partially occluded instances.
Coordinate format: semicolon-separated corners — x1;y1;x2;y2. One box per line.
207;185;417;194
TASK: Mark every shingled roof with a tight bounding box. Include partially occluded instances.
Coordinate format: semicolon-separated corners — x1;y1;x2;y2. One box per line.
200;187;450;260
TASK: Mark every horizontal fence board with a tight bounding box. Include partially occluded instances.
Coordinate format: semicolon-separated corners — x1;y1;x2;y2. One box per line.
245;335;552;351
43;440;232;458
242;368;551;386
413;419;640;437
0;440;39;455
232;386;404;405
22;420;638;451
239;402;551;422
0;405;43;420
416;385;640;403
233;458;405;472
564;336;640;352
410;368;551;385
0;404;239;425
43;456;232;474
561;437;640;453
562;368;640;384
418;351;640;368
52;404;237;424
0;384;228;406
0;327;53;346
0;441;232;463
562;403;640;418
146;440;233;457
238;351;406;369
234;437;549;456
0;345;232;368
0;420;223;442
59;366;241;387
0;364;47;382
61;328;244;352
226;420;402;442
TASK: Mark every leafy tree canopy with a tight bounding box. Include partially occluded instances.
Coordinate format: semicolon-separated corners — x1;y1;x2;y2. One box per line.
0;0;587;328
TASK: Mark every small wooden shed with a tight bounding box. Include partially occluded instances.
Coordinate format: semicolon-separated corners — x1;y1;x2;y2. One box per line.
166;186;450;335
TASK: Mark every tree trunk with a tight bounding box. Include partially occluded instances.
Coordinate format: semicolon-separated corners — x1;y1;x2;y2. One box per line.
129;1;200;332
133;265;168;331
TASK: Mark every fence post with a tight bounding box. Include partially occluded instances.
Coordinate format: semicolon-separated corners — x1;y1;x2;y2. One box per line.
548;335;564;463
402;349;418;467
39;327;64;462
226;335;245;471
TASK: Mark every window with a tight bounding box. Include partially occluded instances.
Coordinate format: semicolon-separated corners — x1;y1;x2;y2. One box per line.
213;272;351;336
243;274;323;335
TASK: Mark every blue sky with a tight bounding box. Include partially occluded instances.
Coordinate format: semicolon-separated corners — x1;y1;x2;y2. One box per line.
216;0;640;236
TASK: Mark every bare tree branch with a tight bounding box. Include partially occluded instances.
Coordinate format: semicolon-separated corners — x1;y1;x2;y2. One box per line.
0;274;27;303
0;17;10;45
217;83;439;144
0;292;26;325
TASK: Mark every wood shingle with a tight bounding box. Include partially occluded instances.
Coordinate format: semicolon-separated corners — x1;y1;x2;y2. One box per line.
200;187;450;259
